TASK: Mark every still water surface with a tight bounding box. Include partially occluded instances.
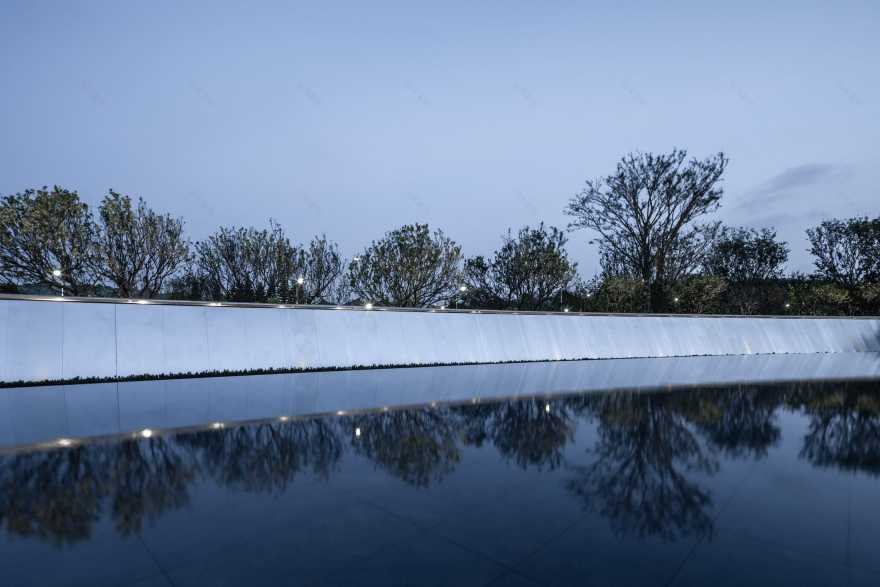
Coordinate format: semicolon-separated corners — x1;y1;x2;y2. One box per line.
2;370;880;586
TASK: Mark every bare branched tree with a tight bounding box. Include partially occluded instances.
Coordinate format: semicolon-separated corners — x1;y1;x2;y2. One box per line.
565;150;728;312
94;191;191;298
348;224;462;307
0;186;99;295
464;224;578;310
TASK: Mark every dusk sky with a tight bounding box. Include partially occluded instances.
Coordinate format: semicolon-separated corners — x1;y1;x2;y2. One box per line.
2;1;877;276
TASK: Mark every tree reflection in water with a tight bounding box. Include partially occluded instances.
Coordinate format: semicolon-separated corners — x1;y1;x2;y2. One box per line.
176;420;343;493
793;385;880;475
0;437;198;544
0;446;108;545
688;386;782;459
1;377;879;547
455;399;575;470
110;438;197;536
344;408;462;487
565;392;718;542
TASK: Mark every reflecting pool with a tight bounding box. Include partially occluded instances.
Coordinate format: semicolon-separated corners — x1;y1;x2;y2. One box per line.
2;361;880;585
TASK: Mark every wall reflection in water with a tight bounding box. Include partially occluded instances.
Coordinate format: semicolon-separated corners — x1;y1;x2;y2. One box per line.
1;378;879;547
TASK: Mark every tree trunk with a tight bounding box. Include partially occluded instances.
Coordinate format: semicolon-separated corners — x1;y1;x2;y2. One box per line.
649;279;666;314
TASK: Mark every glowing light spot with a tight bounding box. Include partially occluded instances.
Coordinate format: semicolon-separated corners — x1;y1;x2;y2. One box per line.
545;404;551;413
57;438;73;447
211;422;224;429
355;427;361;437
140;429;153;438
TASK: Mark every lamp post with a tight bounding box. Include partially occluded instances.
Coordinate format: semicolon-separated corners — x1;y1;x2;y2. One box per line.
51;269;64;296
296;276;304;304
456;285;467;309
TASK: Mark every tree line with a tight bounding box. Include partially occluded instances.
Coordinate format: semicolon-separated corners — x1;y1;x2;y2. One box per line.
1;150;878;315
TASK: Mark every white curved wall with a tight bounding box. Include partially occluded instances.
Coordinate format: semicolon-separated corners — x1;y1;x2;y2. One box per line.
1;298;879;384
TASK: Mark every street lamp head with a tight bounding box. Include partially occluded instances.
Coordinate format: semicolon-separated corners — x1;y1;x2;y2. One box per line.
365;302;373;310
673;297;680;303
296;276;304;285
459;285;468;292
52;269;62;277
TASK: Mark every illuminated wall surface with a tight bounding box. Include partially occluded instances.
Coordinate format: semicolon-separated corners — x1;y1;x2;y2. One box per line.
1;297;879;384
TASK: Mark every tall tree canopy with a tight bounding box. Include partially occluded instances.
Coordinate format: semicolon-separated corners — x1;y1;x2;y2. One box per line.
464;224;577;310
0;186;99;295
347;224;462;307
94;191;190;298
565;150;728;312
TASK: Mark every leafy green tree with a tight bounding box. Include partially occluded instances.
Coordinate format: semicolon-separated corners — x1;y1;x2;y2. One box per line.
703;226;789;314
348;224;462;307
668;276;728;314
293;234;345;304
586;276;648;313
464;224;578;310
807;217;880;312
783;273;850;316
194;221;297;302
93;191;190;298
705;227;789;281
0;186;99;295
565;150;728;312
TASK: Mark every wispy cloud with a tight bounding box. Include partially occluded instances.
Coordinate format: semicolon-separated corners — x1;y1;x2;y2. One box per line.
752;163;838;197
730;163;845;217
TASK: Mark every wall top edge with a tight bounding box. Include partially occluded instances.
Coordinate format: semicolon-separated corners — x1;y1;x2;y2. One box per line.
1;293;877;321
